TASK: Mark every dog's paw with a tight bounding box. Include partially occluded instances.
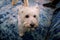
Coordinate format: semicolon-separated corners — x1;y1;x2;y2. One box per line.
19;33;24;37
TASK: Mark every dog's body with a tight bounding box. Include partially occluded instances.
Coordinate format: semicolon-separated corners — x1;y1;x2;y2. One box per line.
17;0;39;37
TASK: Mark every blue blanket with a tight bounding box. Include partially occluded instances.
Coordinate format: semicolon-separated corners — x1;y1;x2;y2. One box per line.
0;0;60;40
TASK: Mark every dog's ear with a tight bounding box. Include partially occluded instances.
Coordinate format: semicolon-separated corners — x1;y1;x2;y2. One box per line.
23;0;29;7
35;4;39;9
34;4;39;14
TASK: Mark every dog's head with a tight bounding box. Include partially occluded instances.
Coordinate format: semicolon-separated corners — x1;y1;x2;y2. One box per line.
18;5;39;31
18;0;39;31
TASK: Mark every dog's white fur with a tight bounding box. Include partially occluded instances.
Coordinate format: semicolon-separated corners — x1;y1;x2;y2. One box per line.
18;0;40;37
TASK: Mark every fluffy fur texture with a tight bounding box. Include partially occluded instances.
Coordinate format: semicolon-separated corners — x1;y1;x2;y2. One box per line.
18;0;39;37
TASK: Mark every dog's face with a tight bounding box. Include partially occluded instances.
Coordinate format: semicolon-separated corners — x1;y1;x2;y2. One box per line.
18;5;39;31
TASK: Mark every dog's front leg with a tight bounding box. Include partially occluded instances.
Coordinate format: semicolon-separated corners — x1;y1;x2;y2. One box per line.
18;15;25;37
18;25;25;37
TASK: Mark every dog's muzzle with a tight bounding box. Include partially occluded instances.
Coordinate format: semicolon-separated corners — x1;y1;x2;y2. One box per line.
30;23;35;28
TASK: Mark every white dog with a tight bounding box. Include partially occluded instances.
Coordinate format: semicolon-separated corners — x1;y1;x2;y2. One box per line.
18;0;40;37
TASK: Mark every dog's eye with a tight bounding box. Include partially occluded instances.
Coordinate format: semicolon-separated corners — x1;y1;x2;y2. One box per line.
25;15;29;18
34;15;36;18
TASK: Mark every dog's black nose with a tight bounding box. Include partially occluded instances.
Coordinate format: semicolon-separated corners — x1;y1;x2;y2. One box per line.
30;23;35;27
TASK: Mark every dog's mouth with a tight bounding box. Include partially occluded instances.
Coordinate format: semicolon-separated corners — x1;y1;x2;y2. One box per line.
23;23;38;31
23;25;38;32
24;25;38;28
24;26;38;29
